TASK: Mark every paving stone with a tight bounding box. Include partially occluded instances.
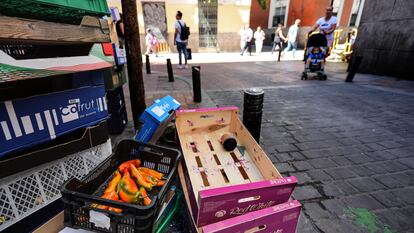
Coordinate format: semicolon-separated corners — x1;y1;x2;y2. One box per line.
343;194;384;210
333;181;360;195
321;199;347;217
314;219;364;233
290;172;312;185
296;212;320;233
399;157;414;169
378;140;405;149
344;153;375;164
336;138;362;146
348;165;377;177
275;162;295;173
371;190;406;208
319;183;343;197
308;158;337;169
376;209;414;232
304;202;331;220
348;177;385;192
386;148;413;158
273;152;294;162
365;150;397;161
293;185;323;201
307;170;332;182
331;156;354;166
375;174;406;188
289;151;306;160
383;161;410;172
302;149;328;159
364;162;392;174
392;187;414;204
325;167;358;180
364;142;387;151
292;161;313;171
274;144;299;153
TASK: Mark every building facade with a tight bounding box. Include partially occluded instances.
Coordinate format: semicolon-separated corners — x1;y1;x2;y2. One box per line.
250;0;365;46
107;0;251;52
353;0;413;80
251;0;365;28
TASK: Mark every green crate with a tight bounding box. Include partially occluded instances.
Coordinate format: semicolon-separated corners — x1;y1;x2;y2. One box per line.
153;189;183;233
0;0;110;24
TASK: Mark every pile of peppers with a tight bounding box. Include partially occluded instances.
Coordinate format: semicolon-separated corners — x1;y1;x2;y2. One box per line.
92;159;167;212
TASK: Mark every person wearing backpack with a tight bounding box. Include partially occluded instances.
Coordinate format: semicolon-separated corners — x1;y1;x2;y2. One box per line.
174;11;190;69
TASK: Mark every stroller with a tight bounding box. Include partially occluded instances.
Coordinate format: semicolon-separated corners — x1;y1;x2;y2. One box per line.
301;33;327;80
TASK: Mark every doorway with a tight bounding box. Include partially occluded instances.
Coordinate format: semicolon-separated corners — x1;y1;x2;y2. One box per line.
198;0;218;48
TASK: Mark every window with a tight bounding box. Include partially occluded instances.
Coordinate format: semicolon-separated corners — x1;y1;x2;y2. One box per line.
349;0;361;26
272;6;286;27
332;0;341;16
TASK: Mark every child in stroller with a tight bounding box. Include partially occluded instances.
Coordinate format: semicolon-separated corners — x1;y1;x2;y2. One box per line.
302;33;328;80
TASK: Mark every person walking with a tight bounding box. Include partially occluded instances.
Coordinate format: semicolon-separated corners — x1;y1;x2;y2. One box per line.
283;19;301;58
271;23;287;55
308;6;337;54
254;26;266;55
145;28;159;56
174;11;189;69
240;24;253;56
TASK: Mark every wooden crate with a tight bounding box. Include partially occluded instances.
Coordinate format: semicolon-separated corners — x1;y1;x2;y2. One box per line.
176;107;297;227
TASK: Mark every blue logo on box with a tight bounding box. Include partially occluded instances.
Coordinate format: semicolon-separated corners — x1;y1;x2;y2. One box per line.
0;86;108;157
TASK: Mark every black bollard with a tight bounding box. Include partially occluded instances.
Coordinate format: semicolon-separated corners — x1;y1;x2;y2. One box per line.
243;88;264;143
278;49;282;62
145;55;151;74
192;66;202;102
166;58;174;82
345;56;363;82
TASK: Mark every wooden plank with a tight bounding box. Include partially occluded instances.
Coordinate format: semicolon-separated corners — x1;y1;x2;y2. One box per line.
176;110;233;135
207;132;247;185
192;134;227;188
231;115;282;180
233;148;264;182
0;16;110;43
179;135;206;199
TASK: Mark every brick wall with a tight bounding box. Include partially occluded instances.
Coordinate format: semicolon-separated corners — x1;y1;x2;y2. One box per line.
339;0;354;26
249;0;271;29
287;0;331;26
353;0;413;79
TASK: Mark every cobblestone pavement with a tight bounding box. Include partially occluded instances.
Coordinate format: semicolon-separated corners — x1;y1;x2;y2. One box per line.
123;54;414;232
209;83;414;233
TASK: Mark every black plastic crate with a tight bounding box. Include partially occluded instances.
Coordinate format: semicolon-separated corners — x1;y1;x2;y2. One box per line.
108;105;128;134
61;140;181;233
106;86;125;112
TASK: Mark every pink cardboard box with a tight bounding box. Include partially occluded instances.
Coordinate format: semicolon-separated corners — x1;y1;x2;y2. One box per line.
202;200;302;233
176;107;298;227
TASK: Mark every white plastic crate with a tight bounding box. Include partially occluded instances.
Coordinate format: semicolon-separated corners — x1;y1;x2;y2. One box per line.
0;139;112;231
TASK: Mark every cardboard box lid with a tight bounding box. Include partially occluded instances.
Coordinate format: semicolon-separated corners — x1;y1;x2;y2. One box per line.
155;95;181;111
141;95;181;123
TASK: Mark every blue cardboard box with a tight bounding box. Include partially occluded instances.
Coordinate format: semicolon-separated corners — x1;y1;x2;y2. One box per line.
135;95;180;143
0;86;108;157
112;43;127;66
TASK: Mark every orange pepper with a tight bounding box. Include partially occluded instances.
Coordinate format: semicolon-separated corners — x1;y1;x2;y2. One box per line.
108;200;123;213
130;164;153;191
155;180;166;187
138;167;166;180
118;159;141;173
95;191;118;210
104;171;121;194
139;187;151;206
142;172;166;187
118;180;141;203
